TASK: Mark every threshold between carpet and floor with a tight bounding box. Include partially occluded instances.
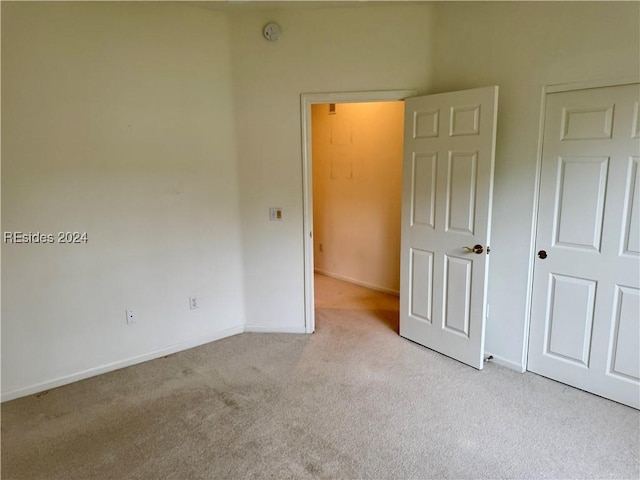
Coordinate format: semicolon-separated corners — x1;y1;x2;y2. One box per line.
2;275;638;479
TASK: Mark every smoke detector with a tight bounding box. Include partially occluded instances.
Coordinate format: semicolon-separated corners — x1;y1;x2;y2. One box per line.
263;22;281;42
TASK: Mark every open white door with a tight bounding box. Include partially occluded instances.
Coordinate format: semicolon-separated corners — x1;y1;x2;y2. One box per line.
399;86;499;369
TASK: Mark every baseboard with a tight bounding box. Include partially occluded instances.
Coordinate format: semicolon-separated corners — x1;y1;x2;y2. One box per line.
1;325;245;403
314;269;400;297
244;325;307;334
485;352;526;373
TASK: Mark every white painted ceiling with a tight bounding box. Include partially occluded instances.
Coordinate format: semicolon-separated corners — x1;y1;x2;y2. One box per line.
187;1;427;12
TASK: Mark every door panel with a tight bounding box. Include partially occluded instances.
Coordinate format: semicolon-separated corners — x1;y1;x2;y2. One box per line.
409;248;434;323
410;153;437;228
443;255;472;337
554;156;608;250
400;86;499;369
561;105;614;140
545;274;596;366
610;286;640;380
528;82;640;409
447;151;477;234
622;156;639;255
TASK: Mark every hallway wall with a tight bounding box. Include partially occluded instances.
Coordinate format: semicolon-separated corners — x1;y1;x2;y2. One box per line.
312;102;404;295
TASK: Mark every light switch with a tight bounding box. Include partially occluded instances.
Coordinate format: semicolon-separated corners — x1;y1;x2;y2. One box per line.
269;208;283;221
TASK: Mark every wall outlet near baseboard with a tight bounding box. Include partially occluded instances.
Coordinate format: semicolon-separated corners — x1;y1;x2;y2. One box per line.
126;309;136;325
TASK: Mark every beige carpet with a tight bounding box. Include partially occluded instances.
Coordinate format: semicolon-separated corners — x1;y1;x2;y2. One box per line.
2;274;639;479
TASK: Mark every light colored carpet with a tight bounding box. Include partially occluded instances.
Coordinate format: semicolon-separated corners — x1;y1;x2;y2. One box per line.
2;274;639;479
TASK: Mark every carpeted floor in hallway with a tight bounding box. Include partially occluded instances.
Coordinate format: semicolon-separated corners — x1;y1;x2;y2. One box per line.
1;274;638;479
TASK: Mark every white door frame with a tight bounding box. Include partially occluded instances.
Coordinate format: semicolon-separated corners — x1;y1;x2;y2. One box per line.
300;89;417;333
522;76;640;371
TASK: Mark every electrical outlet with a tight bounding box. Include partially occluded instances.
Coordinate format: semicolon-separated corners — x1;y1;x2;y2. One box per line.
189;297;198;310
126;308;136;325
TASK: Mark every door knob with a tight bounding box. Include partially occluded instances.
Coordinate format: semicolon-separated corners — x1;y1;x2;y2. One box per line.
463;244;484;254
538;250;547;259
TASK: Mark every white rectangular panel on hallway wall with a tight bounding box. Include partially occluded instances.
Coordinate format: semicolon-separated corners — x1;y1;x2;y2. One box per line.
528;82;640;409
400;86;499;369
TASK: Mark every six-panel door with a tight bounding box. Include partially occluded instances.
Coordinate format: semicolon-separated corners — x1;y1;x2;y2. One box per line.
528;83;640;409
400;87;499;369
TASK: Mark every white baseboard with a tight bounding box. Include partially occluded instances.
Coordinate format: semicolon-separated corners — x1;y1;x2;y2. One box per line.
1;325;244;403
485;352;526;373
244;325;306;334
314;269;400;297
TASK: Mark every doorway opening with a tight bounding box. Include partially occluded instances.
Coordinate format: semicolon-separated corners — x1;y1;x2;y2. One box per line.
311;101;404;331
301;90;417;333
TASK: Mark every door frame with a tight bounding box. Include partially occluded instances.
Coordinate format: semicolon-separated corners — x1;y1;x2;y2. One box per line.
523;76;640;371
300;89;417;333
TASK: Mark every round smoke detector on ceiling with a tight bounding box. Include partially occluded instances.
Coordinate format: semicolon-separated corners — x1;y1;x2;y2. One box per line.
263;22;281;42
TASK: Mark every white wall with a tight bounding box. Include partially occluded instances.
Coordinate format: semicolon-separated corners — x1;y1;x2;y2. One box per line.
1;2;245;400
432;1;640;369
230;4;436;331
312;102;404;294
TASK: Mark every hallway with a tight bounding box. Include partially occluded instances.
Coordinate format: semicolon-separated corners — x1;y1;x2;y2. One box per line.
314;273;399;333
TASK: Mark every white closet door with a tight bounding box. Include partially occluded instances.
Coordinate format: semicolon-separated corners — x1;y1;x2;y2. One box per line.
528;82;640;409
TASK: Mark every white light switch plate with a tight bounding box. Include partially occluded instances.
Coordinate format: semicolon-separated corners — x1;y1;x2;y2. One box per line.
269;208;283;221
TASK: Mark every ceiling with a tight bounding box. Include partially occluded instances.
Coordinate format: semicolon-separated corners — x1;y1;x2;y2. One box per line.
187;0;428;12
